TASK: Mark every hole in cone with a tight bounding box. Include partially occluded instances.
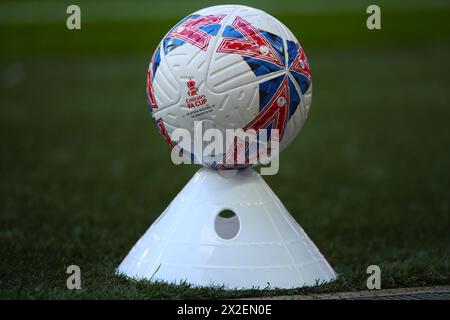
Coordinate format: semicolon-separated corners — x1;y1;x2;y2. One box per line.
214;209;240;240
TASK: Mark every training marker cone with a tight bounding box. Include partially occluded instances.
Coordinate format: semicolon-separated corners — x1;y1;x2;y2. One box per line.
117;167;336;289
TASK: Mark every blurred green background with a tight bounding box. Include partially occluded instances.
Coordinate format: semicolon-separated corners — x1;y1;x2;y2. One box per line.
0;0;449;298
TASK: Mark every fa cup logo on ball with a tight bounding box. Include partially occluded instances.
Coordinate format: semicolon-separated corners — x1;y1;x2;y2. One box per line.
186;78;198;97
117;5;336;289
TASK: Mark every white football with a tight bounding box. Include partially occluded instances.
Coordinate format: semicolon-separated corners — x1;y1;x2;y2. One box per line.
147;5;312;168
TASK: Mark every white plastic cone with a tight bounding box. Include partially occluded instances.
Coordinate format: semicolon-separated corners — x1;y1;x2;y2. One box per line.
117;167;336;289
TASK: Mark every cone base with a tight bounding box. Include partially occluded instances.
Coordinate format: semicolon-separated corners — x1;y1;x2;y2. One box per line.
117;167;336;289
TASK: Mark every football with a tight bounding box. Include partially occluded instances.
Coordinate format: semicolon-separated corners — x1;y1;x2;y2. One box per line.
147;4;312;168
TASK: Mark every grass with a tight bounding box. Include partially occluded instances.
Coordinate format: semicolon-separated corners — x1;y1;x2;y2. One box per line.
0;1;449;298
